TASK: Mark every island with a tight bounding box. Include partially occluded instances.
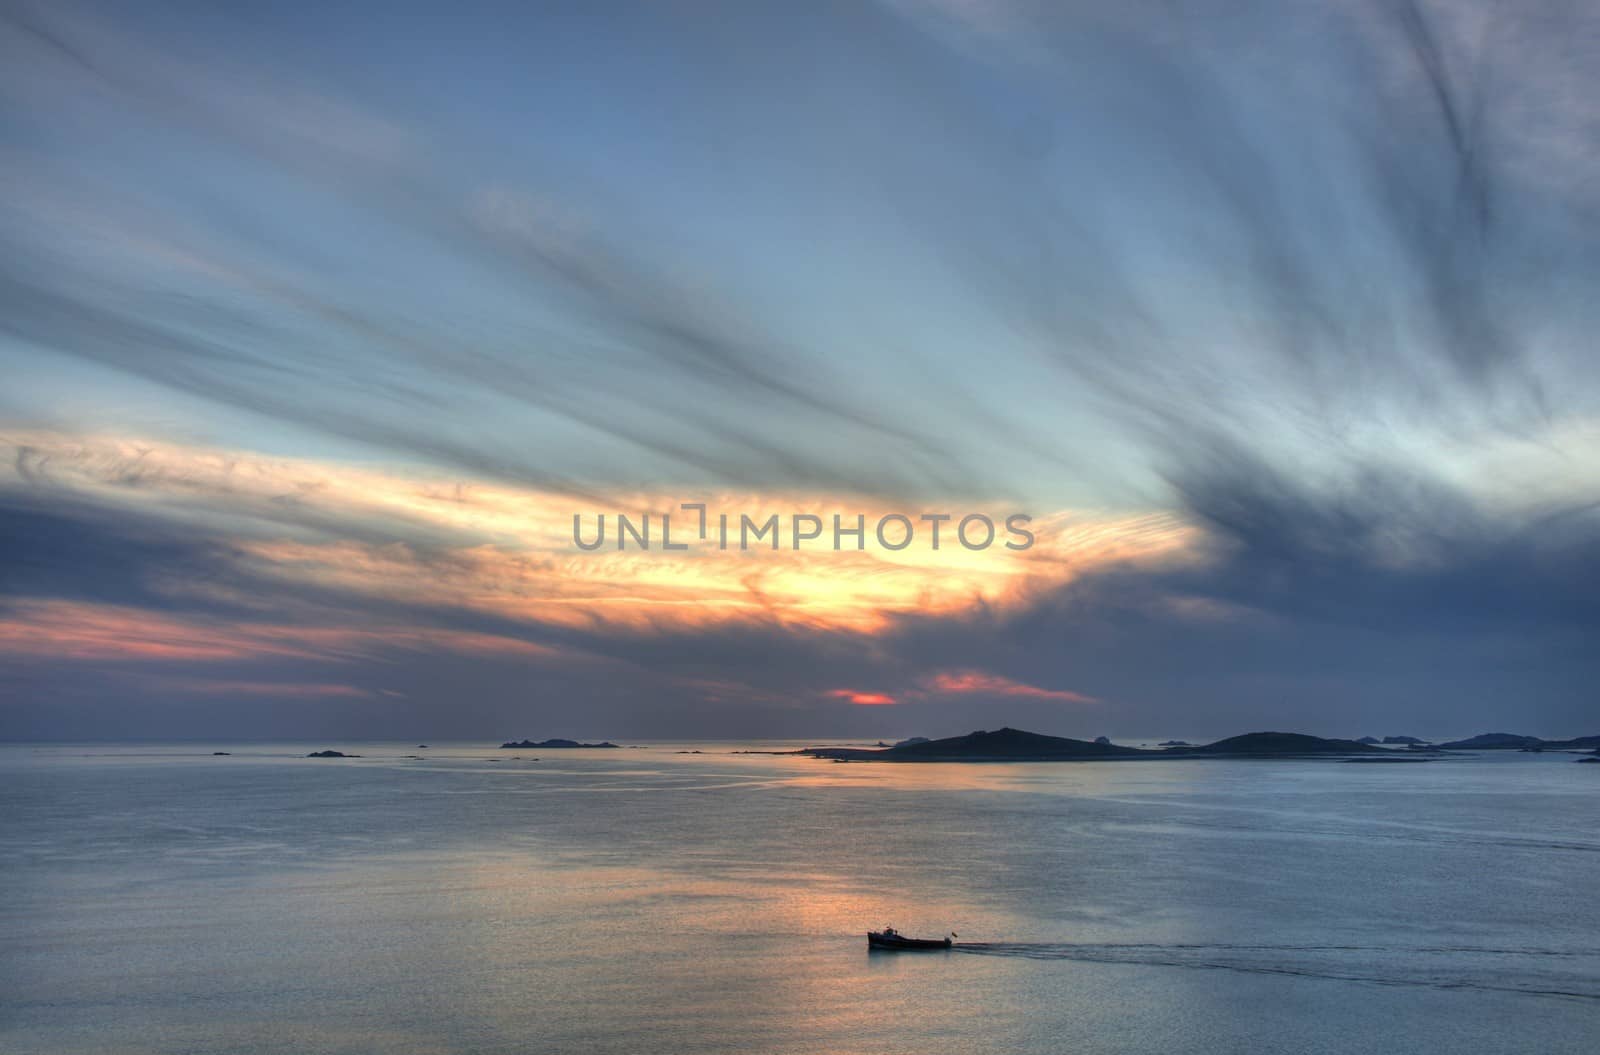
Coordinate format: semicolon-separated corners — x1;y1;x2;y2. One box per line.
307;749;360;758
801;727;1407;762
500;738;620;749
1164;732;1389;756
805;727;1150;762
1436;732;1600;750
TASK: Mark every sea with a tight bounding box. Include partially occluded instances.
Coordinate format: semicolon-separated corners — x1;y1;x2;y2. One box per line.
2;741;1597;1054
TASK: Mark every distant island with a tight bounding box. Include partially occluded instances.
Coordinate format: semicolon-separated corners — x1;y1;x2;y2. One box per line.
500;738;619;749
1434;732;1600;750
307;749;360;758
1164;732;1389;756
807;728;1148;761
801;727;1600;762
806;728;1402;762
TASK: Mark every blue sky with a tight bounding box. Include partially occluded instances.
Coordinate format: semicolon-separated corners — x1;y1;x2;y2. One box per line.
1;0;1596;740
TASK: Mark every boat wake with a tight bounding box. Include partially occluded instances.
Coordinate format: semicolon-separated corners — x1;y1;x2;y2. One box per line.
951;941;1600;1002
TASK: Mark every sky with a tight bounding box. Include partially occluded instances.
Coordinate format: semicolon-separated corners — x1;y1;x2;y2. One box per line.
1;0;1596;741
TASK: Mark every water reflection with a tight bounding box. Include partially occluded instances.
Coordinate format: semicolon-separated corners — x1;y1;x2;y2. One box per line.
2;743;1597;1053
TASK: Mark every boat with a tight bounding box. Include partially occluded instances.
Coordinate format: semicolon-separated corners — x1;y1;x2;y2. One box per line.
867;927;953;950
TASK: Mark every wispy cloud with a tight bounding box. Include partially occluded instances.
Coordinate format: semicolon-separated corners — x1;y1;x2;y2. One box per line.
923;669;1097;704
2;431;1194;636
827;670;1097;708
0;598;562;664
826;689;899;707
1;1;1596;738
153;678;384;700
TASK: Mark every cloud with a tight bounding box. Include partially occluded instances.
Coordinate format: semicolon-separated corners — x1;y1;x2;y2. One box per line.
922;670;1097;704
0;598;563;664
826;690;898;706
153;678;382;700
2;445;1596;739
1;431;1193;636
0;2;1596;739
819;670;1098;710
3;0;1596;515
0;1;996;500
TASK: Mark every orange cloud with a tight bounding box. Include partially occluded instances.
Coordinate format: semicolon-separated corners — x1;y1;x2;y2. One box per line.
826;689;899;706
817;671;1098;711
2;431;1200;638
923;669;1099;704
0;599;560;664
0;601;320;662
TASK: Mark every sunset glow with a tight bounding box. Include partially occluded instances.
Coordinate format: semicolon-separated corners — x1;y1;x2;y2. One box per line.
827;690;899;707
3;0;1593;744
2;431;1197;647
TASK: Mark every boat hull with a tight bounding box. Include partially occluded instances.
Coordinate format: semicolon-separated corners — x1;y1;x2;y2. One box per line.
867;932;952;950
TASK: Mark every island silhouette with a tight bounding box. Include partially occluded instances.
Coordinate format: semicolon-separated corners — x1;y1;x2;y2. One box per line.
798;727;1600;762
500;738;620;749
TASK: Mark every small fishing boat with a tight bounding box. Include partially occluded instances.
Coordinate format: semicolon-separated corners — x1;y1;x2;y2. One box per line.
867;927;954;950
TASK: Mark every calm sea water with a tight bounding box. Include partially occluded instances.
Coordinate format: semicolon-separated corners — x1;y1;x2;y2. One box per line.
2;742;1596;1054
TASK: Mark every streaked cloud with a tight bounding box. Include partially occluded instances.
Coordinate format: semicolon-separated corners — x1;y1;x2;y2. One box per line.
0;1;1595;738
923;670;1097;705
827;670;1098;708
826;690;899;707
2;431;1196;637
0;598;563;664
154;678;384;700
